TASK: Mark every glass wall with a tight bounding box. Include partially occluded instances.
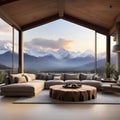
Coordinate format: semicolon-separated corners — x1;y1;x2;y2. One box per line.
111;36;116;67
96;33;106;76
24;20;95;73
0;18;18;84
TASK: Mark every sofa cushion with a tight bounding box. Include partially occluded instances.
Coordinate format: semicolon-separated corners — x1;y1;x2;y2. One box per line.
65;80;81;84
86;74;95;80
45;80;64;89
64;73;80;80
47;74;54;80
36;73;48;80
80;73;87;80
1;80;45;96
81;80;102;89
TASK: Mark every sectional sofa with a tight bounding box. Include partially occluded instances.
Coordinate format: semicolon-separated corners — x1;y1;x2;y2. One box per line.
36;73;102;90
1;72;102;97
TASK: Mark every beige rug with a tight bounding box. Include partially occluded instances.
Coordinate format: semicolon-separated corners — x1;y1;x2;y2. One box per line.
13;90;120;104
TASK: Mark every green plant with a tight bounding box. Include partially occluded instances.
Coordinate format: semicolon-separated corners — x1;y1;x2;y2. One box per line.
104;62;119;80
0;71;7;84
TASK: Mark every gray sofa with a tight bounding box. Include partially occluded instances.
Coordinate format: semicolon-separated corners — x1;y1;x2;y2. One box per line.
36;73;102;90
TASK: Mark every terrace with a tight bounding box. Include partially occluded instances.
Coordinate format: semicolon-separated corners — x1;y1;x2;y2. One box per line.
0;0;120;120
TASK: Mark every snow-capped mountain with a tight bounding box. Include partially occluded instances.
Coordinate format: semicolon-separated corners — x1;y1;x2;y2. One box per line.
0;40;12;54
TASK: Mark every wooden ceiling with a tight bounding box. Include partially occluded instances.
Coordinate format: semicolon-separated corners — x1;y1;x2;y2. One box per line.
0;0;120;35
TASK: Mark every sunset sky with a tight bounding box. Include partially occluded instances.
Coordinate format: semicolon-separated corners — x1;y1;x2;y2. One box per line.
0;18;116;54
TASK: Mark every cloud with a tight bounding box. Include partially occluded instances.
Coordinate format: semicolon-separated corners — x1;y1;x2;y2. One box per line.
25;38;73;50
0;19;11;34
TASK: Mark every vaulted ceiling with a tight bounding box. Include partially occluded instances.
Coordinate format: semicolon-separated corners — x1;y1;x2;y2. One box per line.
0;0;120;35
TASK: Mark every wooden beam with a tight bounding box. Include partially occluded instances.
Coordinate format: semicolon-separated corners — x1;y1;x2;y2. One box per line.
58;0;65;18
21;14;59;31
63;14;109;35
0;0;18;6
0;8;21;30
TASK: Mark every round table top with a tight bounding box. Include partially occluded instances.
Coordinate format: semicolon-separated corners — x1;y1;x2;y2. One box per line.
50;85;96;92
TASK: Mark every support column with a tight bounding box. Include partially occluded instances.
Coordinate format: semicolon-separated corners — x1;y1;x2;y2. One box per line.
18;30;24;73
106;35;111;64
106;35;111;78
116;22;120;73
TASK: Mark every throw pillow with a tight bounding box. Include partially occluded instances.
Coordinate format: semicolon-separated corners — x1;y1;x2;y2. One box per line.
25;73;36;80
14;76;27;83
86;74;94;80
22;74;32;82
9;74;22;84
54;76;61;80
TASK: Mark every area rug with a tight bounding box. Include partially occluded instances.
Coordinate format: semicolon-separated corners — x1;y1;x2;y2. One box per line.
13;90;120;104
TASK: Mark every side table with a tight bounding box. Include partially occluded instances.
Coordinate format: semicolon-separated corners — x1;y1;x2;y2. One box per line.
101;78;116;83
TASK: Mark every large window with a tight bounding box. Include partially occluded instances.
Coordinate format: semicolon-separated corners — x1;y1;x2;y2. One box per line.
111;36;116;67
96;33;106;76
24;20;96;73
0;19;115;78
0;19;18;84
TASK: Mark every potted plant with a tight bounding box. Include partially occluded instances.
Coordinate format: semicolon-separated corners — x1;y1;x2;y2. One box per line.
104;62;119;81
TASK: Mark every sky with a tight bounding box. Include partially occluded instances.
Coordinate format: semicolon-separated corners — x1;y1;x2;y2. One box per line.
0;18;116;54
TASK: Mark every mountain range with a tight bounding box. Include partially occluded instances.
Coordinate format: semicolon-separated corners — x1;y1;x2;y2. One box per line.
0;40;116;71
0;48;116;72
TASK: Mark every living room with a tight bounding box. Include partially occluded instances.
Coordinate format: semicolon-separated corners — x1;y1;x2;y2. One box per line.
0;0;120;120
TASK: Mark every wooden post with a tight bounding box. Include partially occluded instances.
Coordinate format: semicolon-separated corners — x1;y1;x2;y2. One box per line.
106;35;111;78
18;30;24;73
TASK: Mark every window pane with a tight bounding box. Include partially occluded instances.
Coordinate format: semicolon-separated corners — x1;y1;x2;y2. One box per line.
96;33;106;76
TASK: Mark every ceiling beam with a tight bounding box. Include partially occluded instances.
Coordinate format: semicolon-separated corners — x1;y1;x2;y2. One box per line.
58;0;65;18
21;14;59;31
0;8;21;30
0;0;18;6
63;14;109;35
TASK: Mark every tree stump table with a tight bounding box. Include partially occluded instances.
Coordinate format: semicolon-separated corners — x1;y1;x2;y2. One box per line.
49;85;97;101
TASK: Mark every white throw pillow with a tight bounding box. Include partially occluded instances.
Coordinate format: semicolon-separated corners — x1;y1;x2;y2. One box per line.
54;76;61;80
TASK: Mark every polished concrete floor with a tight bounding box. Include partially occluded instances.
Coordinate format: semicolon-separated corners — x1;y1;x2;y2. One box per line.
0;96;120;120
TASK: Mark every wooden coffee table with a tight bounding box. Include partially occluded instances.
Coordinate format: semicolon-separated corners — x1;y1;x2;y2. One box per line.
49;85;97;101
